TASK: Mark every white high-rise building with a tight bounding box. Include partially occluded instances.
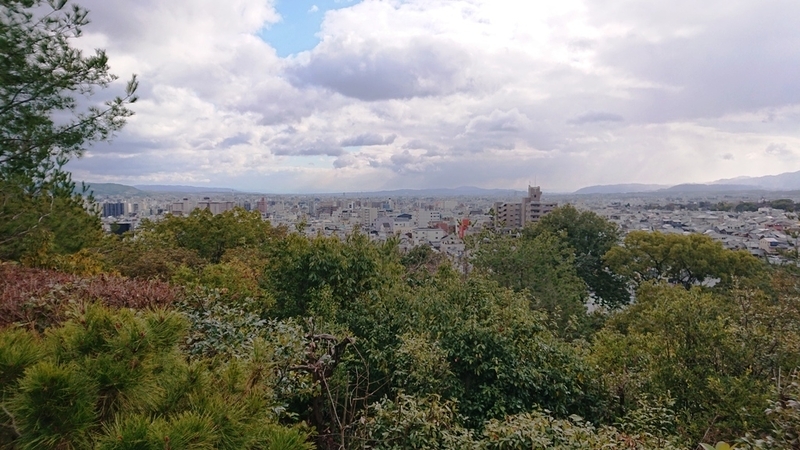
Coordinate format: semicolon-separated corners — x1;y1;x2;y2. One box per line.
493;186;557;230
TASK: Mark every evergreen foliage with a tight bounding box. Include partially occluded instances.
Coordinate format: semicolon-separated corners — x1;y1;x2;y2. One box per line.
0;0;137;260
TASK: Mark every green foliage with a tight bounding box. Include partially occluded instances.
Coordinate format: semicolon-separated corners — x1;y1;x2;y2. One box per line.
592;283;773;443
768;199;795;212
0;327;43;397
0;304;315;449
176;287;267;359
478;409;684;450
526;205;629;309
735;202;760;212
1;181;105;262
107;207;284;280
152;207;282;264
355;394;472;450
754;375;800;448
106;226;204;280
473;229;589;336
355;396;684;450
267;231;401;318
604;231;765;290
355;275;603;428
0;0;137;260
400;245;451;285
392;332;455;395
11;361;98;449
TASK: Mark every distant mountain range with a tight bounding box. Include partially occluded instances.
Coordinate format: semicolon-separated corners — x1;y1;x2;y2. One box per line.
573;184;668;194
84;171;800;198
574;170;800;195
339;186;525;198
81;183;525;197
133;185;242;193
81;183;146;197
711;170;800;190
81;183;242;196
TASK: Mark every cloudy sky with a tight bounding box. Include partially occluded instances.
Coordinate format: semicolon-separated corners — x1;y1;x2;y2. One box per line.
65;0;800;193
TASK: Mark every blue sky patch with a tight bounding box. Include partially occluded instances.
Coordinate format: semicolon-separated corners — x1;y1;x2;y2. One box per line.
259;0;360;57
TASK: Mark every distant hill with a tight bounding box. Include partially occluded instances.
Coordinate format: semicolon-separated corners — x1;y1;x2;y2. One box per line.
658;183;758;193
573;169;800;195
712;170;800;190
340;186;526;198
574;184;667;195
134;185;241;194
81;182;145;197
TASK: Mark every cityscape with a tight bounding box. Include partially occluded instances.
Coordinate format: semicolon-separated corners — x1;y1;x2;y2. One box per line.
96;181;800;265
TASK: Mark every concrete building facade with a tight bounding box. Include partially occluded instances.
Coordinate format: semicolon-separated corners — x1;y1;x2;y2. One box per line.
493;186;557;230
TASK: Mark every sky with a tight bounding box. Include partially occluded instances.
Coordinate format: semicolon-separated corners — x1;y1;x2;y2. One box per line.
64;0;800;193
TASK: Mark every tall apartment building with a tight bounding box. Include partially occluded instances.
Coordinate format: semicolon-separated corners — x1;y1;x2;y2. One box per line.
493;186;557;230
102;202;126;218
359;207;378;224
256;197;268;214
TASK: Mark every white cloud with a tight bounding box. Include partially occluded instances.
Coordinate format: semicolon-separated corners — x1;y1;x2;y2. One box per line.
65;0;800;192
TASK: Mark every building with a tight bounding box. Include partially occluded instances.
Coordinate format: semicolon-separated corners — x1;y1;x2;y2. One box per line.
196;198;235;215
417;210;442;227
359;207;378;225
102;202;126;218
412;227;446;244
256;197;268;214
493;186;557;230
169;198;194;216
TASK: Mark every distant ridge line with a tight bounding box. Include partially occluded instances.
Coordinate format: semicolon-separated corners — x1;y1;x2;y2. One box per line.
574;169;800;194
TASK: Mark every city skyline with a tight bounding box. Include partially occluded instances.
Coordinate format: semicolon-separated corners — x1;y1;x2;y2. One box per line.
63;0;800;193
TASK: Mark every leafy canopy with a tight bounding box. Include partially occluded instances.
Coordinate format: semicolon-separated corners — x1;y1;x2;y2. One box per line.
0;0;137;260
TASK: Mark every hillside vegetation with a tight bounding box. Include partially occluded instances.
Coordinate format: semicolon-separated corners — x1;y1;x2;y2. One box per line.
2;206;800;449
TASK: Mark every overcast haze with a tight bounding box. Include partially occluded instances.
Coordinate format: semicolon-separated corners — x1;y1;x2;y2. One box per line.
64;0;800;193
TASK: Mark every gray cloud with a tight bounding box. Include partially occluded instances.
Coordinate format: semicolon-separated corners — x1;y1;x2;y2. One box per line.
219;133;251;148
465;109;531;133
333;154;357;168
403;139;437;150
450;140;516;154
341;133;397;147
288;37;476;101
590;0;800;122
765;143;793;157
271;138;344;156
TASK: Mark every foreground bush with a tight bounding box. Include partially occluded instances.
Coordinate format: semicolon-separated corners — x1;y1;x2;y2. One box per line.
0;304;313;449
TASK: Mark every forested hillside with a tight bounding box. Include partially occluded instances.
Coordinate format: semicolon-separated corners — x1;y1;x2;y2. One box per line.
2;1;800;449
3;205;800;449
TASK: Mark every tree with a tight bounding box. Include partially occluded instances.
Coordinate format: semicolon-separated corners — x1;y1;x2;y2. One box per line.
591;283;775;443
526;205;629;309
0;304;315;449
473;229;589;336
604;231;764;291
0;0;137;260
